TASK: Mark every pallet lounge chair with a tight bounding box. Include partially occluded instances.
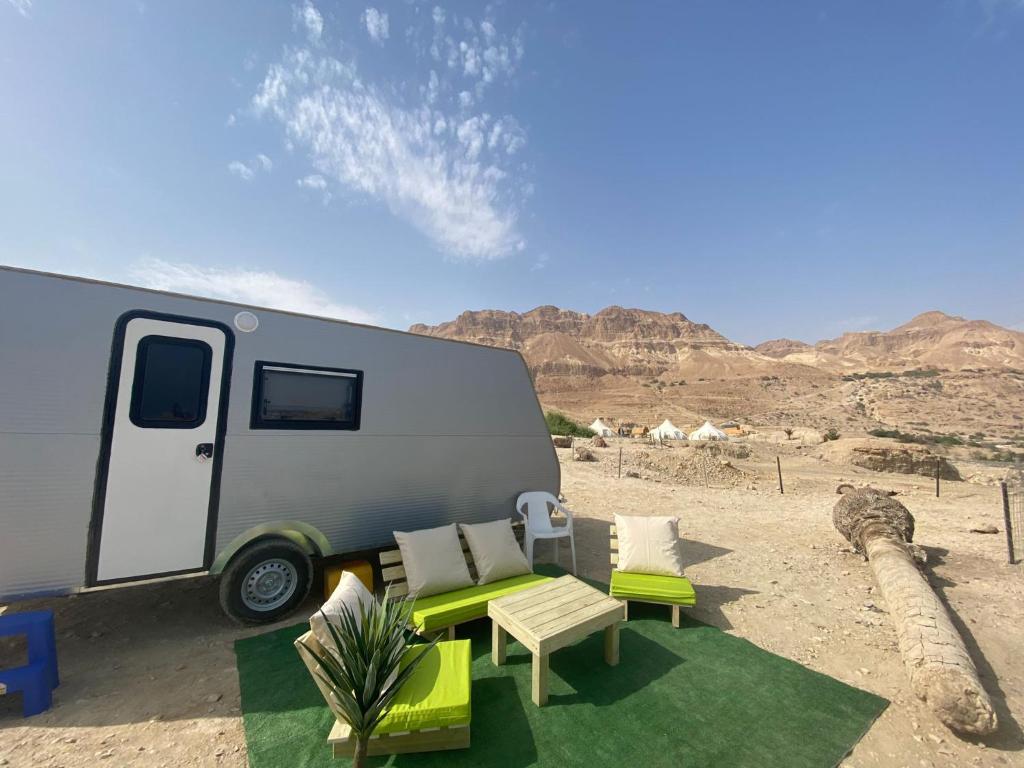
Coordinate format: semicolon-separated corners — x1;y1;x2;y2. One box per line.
295;630;472;758
379;522;553;639
609;523;696;628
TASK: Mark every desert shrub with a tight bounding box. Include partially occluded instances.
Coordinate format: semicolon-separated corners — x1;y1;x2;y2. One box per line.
842;368;940;382
544;411;594;438
868;428;962;446
823;428;841;441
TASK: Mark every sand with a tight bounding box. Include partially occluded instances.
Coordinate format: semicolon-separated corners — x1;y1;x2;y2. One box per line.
1;441;1022;767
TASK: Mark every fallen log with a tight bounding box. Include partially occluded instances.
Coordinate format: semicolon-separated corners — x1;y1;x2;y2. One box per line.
833;488;997;735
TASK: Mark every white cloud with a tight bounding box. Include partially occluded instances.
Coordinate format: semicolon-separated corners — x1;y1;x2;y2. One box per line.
228;160;255;181
130;257;377;324
7;0;31;17
228;154;273;181
297;174;327;190
297;173;331;204
295;0;323;44
363;7;389;43
250;6;528;260
530;252;549;272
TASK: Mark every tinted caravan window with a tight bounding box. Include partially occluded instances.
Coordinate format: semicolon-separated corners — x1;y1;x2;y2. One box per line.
129;336;212;428
251;362;363;430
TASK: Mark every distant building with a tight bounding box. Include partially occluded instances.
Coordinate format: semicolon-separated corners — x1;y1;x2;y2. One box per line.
719;419;745;437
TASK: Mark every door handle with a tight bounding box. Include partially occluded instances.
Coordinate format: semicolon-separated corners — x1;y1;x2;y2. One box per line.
196;443;214;460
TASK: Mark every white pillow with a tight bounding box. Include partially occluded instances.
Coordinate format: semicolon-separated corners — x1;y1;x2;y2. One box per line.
614;514;685;577
460;519;531;585
393;523;475;598
310;570;377;649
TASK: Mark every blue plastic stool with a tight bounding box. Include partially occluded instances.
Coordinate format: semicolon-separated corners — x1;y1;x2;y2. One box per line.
0;610;59;717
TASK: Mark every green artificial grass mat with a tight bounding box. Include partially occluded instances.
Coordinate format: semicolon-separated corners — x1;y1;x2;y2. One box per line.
235;570;887;768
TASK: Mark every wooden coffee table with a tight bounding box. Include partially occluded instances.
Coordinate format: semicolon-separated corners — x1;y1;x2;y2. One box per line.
488;575;625;706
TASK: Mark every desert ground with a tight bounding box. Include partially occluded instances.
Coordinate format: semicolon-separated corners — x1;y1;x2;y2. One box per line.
1;439;1022;768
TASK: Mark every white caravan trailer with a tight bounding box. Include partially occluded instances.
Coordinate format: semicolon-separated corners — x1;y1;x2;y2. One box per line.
0;266;559;622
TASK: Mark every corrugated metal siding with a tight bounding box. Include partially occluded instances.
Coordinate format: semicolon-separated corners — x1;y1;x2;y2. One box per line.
0;435;98;599
0;267;558;600
215;434;558;553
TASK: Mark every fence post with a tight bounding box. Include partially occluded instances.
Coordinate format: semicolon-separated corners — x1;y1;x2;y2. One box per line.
618;447;622;479
1002;482;1016;565
935;459;940;498
776;456;784;495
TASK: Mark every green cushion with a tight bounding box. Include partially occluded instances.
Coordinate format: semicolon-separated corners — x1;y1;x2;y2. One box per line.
411;573;553;632
610;570;697;606
376;640;472;735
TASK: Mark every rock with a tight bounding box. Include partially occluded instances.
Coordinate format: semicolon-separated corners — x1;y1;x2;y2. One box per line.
573;446;596;462
820;438;962;481
204;693;223;704
624;470;641;478
969;524;999;534
552;436;572;448
591;436;608;448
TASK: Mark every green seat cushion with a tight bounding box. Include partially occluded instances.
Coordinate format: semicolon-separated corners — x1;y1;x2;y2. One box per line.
610;570;697;606
411;573;553;632
376;640;472;735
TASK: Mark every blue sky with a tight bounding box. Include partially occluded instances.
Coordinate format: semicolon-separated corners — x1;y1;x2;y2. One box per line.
2;1;1022;344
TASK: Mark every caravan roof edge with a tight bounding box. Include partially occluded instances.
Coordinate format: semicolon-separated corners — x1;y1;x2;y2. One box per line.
0;263;510;355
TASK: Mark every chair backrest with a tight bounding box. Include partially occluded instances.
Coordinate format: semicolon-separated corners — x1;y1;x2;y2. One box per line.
295;630;349;725
609;523;619;566
378;522;525;598
515;491;559;534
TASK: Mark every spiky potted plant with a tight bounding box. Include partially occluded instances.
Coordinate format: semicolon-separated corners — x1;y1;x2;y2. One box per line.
297;590;439;768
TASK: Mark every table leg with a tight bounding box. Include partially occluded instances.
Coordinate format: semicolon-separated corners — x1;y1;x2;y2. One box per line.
532;653;549;706
491;621;507;666
604;622;620;666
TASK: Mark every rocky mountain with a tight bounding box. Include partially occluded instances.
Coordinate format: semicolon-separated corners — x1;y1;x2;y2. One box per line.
410;306;797;379
756;311;1024;372
410;306;1024;441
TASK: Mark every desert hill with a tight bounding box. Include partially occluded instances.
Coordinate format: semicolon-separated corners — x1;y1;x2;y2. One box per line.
756;311;1024;372
410;306;815;379
410;307;1024;442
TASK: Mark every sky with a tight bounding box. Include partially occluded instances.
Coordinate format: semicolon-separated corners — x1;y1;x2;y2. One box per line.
2;0;1023;345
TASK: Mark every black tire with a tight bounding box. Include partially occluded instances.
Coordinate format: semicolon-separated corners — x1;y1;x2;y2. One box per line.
218;538;313;625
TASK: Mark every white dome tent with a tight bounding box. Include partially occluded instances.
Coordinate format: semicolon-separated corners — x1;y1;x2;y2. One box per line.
651;419;687;441
589;419;614;437
689;420;728;441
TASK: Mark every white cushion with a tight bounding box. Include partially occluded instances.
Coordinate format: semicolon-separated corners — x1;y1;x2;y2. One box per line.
310;570;376;649
614;514;685;577
460;519;531;585
393;523;475;598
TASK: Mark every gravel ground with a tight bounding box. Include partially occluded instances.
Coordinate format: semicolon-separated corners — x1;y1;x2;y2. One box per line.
1;442;1022;767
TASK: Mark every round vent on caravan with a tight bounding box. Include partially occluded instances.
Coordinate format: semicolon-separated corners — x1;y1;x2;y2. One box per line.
234;311;259;332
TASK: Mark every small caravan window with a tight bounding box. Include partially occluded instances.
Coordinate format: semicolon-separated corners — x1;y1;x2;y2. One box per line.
251;362;363;430
129;336;212;428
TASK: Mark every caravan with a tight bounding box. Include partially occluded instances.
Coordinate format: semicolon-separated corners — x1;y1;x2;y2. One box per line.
0;267;559;622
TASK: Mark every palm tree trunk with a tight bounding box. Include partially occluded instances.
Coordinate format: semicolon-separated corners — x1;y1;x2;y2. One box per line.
862;526;996;734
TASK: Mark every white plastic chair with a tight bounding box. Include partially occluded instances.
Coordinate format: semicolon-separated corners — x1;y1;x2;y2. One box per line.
515;491;577;575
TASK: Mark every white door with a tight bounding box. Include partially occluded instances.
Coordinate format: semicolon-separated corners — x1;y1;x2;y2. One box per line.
97;317;227;582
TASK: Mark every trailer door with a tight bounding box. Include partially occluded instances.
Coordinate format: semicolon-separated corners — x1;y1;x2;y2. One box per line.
95;316;229;582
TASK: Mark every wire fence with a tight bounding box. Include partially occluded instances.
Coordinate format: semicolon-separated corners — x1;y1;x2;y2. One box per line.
1002;482;1023;565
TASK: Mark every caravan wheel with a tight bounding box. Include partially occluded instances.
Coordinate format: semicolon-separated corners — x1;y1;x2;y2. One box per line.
219;539;312;624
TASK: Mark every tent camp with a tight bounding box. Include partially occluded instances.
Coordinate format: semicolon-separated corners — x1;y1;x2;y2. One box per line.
651;419;687;441
590;418;614;437
689;420;728;441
